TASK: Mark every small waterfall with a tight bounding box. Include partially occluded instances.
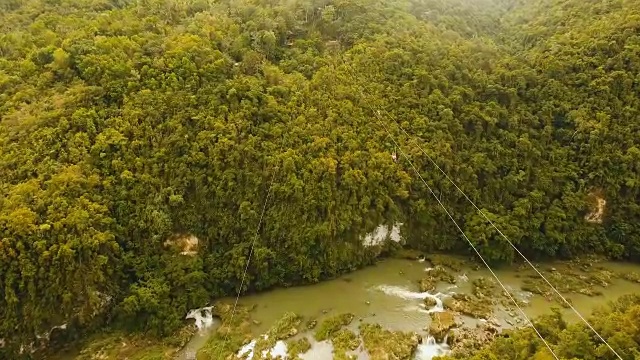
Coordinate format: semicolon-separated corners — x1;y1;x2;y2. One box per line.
237;335;289;359
238;338;257;359
185;306;214;330
425;293;445;313
414;336;449;360
238;339;257;359
177;308;221;360
376;285;446;313
269;340;288;358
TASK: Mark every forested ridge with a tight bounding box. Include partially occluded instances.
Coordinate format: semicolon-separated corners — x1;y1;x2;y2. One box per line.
1;0;640;355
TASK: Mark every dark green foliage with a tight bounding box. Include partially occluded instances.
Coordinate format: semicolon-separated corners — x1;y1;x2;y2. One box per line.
2;0;640;355
443;295;640;360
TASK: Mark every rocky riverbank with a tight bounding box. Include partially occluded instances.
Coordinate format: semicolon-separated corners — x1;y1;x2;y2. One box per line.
51;255;640;360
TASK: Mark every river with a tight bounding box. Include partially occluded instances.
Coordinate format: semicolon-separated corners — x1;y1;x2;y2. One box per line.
177;256;640;359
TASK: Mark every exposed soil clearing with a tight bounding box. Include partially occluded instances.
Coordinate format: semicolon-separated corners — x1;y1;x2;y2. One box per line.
164;234;200;256
363;223;403;247
585;192;606;223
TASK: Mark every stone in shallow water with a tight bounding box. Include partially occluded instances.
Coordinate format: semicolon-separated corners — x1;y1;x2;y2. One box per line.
428;311;457;342
443;293;492;319
268;312;302;340
424;296;438;309
306;319;318;329
471;277;497;299
521;261;620;303
314;313;354;341
331;328;360;359
418;266;456;292
287;337;311;358
359;323;420;360
447;324;500;358
287;337;311;359
621;271;640;283
419;277;437;292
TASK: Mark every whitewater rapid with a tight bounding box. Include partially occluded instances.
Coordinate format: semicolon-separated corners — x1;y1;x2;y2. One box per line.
375;284;452;359
376;284;448;313
415;336;450;359
185;306;215;330
237;335;288;359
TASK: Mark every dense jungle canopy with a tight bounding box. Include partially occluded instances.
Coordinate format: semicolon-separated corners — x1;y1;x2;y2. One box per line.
1;0;640;355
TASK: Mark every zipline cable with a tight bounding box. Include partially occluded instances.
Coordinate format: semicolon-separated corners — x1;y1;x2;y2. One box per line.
375;94;624;360
218;166;278;356
369;108;560;359
339;60;559;358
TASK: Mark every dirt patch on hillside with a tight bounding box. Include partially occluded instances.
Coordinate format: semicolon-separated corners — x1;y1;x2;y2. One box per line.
164;234;199;256
585;190;606;224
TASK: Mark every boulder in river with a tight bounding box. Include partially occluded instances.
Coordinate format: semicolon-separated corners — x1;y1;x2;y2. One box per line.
314;313;354;341
359;323;420;359
428;311;457;342
268;312;302;340
520;261;618;305
419;277;437;292
447;323;500;357
418;266;456;292
424;296;438;308
306;319;318;330
471;277;497;299
331;328;360;356
287;337;311;358
443;293;492;318
620;271;640;283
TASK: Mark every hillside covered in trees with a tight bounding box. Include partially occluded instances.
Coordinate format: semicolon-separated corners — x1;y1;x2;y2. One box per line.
1;0;640;356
